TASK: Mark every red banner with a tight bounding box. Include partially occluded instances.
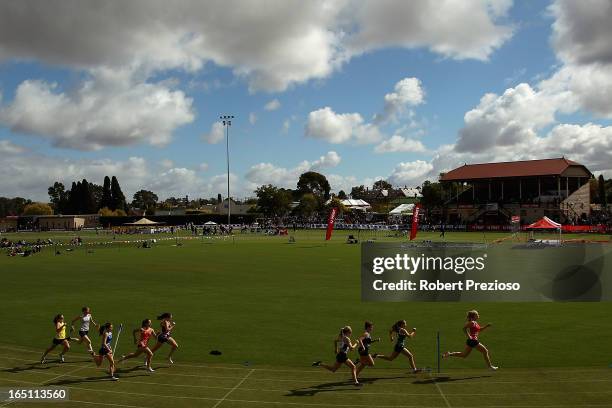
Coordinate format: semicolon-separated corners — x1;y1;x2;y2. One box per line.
325;207;338;241
409;204;421;240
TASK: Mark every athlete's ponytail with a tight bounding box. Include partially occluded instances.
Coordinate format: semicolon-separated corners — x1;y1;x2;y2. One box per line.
390;320;406;333
99;322;111;336
157;312;171;320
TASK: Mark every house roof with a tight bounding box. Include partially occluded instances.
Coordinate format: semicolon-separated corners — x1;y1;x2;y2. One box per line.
440;158;591;181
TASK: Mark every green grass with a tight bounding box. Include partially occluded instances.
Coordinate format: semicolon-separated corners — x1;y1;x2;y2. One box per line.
1;230;611;407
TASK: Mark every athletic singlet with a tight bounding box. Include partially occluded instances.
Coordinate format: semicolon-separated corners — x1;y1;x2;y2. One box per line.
80;314;92;332
362;332;372;350
468;321;480;340
139;328;154;347
102;331;113;350
395;329;406;348
55;323;66;339
338;336;350;354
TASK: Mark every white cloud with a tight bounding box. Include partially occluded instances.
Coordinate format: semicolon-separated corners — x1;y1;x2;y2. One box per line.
374;135;426;153
264;99;281;111
246;151;341;189
305;107;382;144
249;112;257;125
348;0;514;61
202;121;225;144
375;77;425;123
0;140;25;154
311;151;342;169
148;167;203;199
199;162;209;172
387;160;434;186
550;0;612;66
0;1;514;93
0;70;195;151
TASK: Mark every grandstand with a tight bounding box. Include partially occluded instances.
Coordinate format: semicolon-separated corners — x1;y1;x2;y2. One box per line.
439;158;592;224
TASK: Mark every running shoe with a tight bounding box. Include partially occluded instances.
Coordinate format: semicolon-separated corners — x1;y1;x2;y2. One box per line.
311;361;322;367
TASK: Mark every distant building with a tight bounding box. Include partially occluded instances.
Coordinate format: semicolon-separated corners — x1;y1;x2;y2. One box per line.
439;158;592;224
0;216;19;232
37;215;86;230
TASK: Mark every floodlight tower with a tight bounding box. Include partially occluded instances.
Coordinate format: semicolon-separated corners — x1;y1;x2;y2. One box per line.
220;115;234;226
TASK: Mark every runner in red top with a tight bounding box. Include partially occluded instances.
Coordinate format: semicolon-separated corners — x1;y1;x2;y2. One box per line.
443;310;498;370
119;319;157;372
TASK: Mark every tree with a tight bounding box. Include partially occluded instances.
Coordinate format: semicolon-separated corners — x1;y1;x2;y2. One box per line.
297;171;331;200
255;185;292;216
101;176;112;209
337;190;347;199
420;180;444;212
132;190;159;215
47;182;69;213
373;180;392;190
599;175;607;207
22;202;53;216
350;185;366;199
295;193;319;217
0;197;31;217
110;176;127;211
81;179;97;214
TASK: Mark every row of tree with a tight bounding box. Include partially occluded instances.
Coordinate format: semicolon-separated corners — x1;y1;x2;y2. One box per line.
2;172;611;218
47;176;127;215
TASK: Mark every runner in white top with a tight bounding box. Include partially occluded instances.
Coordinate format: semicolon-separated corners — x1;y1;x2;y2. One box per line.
71;306;98;354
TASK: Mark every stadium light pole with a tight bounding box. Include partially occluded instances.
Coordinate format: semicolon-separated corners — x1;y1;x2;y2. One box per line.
220;115;234;226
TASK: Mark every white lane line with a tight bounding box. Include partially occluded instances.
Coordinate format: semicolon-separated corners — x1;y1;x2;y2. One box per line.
212;368;255;408
429;375;453;408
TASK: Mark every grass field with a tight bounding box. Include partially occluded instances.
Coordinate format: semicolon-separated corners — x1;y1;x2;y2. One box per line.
1;229;611;407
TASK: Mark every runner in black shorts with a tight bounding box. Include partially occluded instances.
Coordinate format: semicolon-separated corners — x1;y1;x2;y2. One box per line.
376;320;419;373
40;314;72;364
443;310;498;370
312;326;361;386
150;313;179;364
355;321;380;376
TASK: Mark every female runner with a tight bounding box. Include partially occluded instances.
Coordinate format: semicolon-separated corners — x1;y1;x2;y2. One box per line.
312;326;361;386
93;322;118;381
443;310;498;370
355;321;380;376
376;320;419;373
120;319;156;372
150;313;179;364
70;306;98;354
40;314;71;364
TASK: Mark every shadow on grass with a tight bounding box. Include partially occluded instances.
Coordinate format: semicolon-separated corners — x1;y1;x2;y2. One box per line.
286;376;406;397
2;360;91;374
49;372;150;386
413;375;492;385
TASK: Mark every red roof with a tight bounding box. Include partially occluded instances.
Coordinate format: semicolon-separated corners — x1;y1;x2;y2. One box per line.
440;158;589;181
525;216;562;230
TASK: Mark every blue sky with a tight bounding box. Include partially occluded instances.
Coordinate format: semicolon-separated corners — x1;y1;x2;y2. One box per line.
1;0;611;201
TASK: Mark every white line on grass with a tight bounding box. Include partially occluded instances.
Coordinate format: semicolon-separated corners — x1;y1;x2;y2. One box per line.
2;376;612;408
212;368;255;408
433;378;452;408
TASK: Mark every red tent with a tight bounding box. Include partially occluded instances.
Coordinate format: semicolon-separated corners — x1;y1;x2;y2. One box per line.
525;216;562;229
